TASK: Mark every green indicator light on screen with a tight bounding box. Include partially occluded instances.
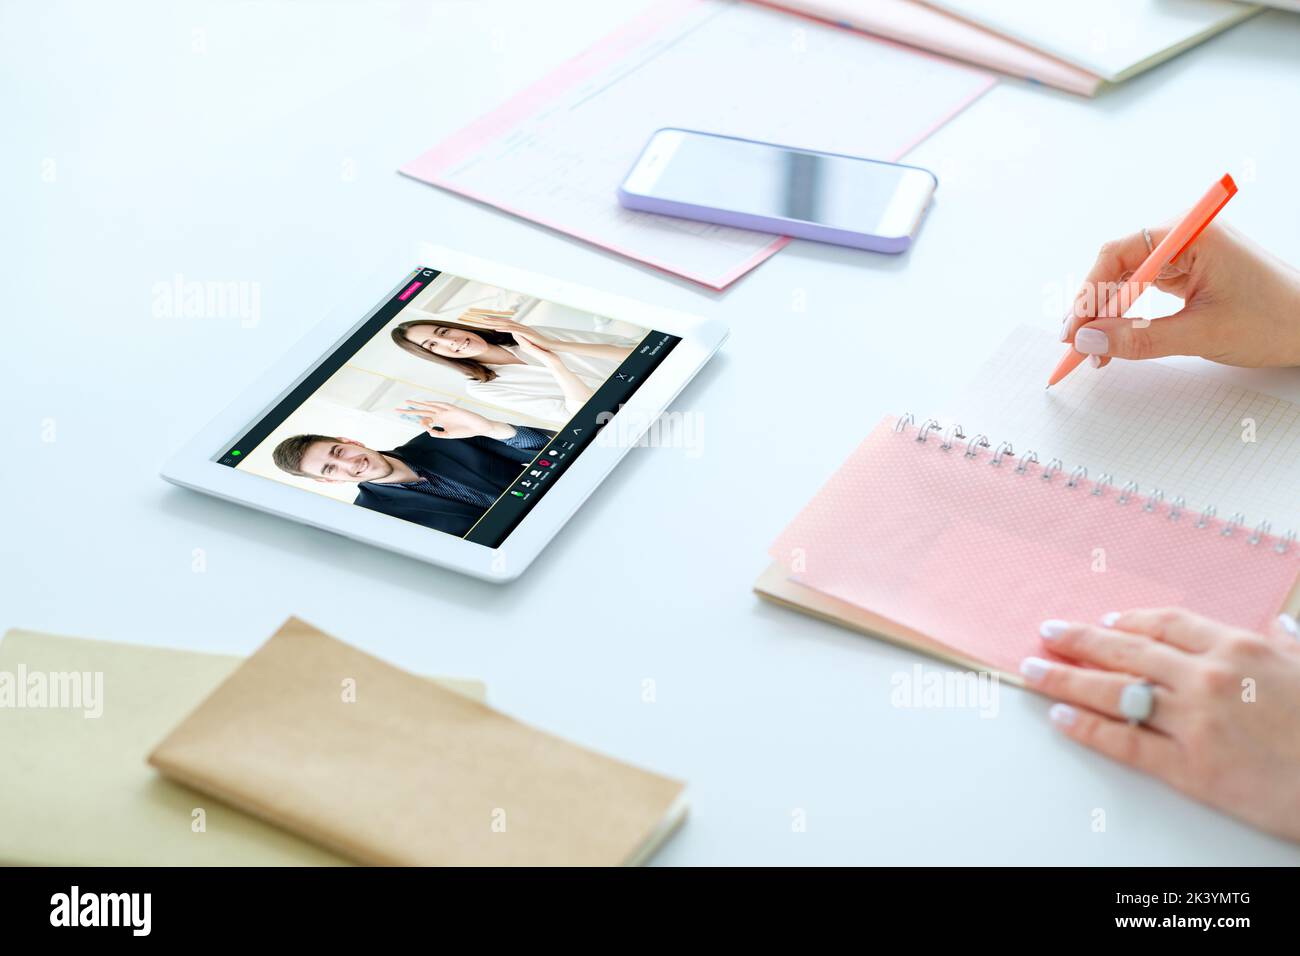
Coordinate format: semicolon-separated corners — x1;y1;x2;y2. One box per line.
231;450;241;456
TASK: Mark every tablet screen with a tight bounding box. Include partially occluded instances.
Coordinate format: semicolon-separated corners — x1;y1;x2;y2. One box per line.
217;268;680;547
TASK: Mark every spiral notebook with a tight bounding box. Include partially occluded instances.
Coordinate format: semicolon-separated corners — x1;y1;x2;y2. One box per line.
758;329;1300;676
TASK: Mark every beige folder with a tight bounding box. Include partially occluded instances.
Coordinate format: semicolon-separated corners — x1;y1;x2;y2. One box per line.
0;628;480;865
148;617;687;866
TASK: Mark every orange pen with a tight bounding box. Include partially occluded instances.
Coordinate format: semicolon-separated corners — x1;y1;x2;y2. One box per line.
1047;173;1238;388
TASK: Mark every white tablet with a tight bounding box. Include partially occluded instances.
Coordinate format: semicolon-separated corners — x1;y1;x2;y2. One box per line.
161;248;727;581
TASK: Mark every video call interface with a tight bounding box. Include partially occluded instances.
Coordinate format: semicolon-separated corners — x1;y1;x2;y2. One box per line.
220;269;680;547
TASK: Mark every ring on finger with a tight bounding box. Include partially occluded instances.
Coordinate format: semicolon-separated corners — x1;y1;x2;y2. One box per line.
1145;225;1187;280
1119;679;1157;726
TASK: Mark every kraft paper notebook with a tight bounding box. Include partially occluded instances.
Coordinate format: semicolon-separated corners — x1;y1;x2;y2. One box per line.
757;327;1300;676
0;629;484;866
149;617;687;867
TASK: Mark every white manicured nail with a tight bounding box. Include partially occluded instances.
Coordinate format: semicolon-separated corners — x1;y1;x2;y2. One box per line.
1089;354;1103;368
1278;613;1298;639
1039;619;1070;641
1075;328;1109;355
1101;611;1121;627
1020;657;1053;682
1049;703;1078;727
1059;313;1072;342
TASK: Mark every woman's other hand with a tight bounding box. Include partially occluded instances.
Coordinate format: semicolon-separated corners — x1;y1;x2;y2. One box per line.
1061;225;1300;369
1021;608;1300;842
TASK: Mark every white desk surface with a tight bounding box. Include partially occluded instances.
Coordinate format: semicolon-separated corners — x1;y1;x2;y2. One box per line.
6;1;1300;865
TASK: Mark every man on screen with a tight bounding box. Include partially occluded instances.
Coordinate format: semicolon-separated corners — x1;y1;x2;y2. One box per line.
272;401;554;536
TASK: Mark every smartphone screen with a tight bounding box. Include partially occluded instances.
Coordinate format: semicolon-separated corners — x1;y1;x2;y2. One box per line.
623;129;935;239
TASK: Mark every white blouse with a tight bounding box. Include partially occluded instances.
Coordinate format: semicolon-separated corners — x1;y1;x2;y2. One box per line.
466;325;640;428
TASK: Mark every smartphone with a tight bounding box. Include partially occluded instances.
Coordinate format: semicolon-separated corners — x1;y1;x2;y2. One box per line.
617;128;938;253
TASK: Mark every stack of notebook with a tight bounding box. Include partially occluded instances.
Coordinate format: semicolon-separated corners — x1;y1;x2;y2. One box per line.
760;0;1261;96
1;620;686;866
758;327;1300;674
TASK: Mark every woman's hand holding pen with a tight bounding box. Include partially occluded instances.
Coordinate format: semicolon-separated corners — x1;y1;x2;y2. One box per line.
1061;224;1300;369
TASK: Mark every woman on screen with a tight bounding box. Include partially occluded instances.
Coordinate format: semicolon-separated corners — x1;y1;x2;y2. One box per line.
391;309;638;428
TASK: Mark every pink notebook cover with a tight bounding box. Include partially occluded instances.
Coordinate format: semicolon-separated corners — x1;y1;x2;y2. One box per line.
770;416;1300;674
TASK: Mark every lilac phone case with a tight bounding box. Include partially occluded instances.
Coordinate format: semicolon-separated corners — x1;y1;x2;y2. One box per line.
616;129;936;254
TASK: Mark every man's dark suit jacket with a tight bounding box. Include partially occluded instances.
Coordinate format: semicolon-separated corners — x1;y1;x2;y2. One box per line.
352;429;552;536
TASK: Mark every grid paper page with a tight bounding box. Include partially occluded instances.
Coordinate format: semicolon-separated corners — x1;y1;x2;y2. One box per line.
400;0;993;289
944;326;1300;534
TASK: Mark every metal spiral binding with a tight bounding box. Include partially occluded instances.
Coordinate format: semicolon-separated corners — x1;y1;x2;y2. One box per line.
893;412;1296;554
915;418;942;443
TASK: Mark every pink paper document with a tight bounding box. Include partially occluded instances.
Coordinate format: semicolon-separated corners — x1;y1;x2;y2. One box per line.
757;0;1101;95
400;0;993;289
770;417;1300;674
